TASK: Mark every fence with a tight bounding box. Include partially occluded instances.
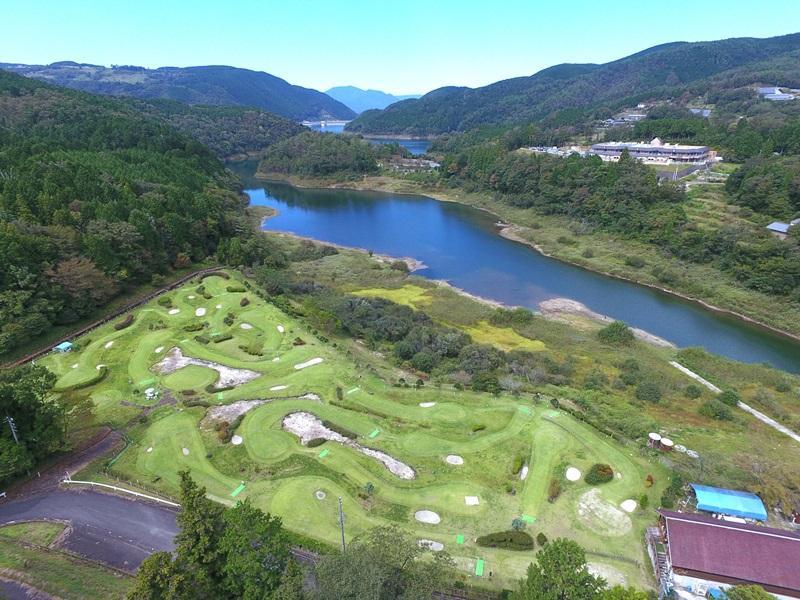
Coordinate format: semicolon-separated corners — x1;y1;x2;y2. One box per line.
3;266;224;369
61;478;180;508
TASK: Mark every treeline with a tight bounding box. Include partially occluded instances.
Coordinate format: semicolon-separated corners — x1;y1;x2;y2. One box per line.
0;71;245;355
440;145;800;298
258;131;408;178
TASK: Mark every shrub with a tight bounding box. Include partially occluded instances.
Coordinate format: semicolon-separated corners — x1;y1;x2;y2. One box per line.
157;296;173;307
292;337;306;346
213;333;233;343
181;389;196;396
581;248;594;258
240;297;250;307
226;285;246;293
322;420;357;439
547;477;562;502
201;271;229;281
635;381;662;403
390;260;409;273
217;422;231;442
183;397;212;408
556;236;576;245
183;322;206;332
719;390;740;406
776;381;791;393
471;424;486;433
645;474;654;488
205;383;235;393
195;335;210;344
336;386;344;401
114;314;135;330
585;463;614;485
639;494;649;509
239;342;263;356
476;530;534;551
699;399;733;420
660;494;675;509
684;384;702;399
511;454;525;475
624;256;646;268
306;438;327;448
597;321;634;345
536;532;548;546
223;313;235;326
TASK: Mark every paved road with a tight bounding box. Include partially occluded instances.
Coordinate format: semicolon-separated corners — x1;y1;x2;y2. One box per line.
0;490;177;572
0;578;52;599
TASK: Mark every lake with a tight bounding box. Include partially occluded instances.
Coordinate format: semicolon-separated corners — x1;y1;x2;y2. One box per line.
240;175;800;373
304;122;430;155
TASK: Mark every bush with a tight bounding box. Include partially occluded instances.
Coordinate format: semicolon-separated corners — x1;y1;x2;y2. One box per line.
511;454;525;475
157;296;173;307
639;494;649;509
201;271;229;281
585;463;614;485
476;530;534;551
183;322;206;332
635;381;662;403
240;297;250;307
699;399;733;420
292;337;306;346
581;248;594;258
471;424;486;433
226;285;246;293
597;321;634;345
390;260;409;273
624;256;646;268
547;477;562;502
556;236;577;245
776;381;791;393
306;438;327;448
719;389;740;406
213;333;233;343
205;383;235;393
239;342;263;356
536;532;548;546
114;314;135;330
322;420;358;439
685;384;702;399
195;335;210;344
223;313;235;326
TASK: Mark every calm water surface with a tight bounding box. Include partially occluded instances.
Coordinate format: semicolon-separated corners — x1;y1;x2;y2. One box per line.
239;174;800;372
305;123;430;155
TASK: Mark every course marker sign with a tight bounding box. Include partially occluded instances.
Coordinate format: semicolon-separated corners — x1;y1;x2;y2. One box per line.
521;514;536;524
475;559;485;577
319;449;330;458
368;429;380;439
456;534;465;545
231;482;246;498
217;392;224;401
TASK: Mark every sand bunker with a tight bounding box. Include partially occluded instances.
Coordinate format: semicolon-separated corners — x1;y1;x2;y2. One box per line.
154;346;164;353
419;402;436;408
104;341;114;349
283;412;415;479
231;435;243;446
168;309;180;315
465;496;480;506
96;364;106;370
445;455;464;465
152;347;260;389
566;467;582;481
294;357;323;370
315;490;326;500
71;363;78;369
520;465;529;480
270;385;289;391
182;447;189;456
577;489;632;536
240;323;253;330
195;307;206;317
418;540;444;551
146;447;153;453
414;510;441;524
188;295;195;299
216;304;222;309
272;357;280;362
277;325;285;333
620;499;637;513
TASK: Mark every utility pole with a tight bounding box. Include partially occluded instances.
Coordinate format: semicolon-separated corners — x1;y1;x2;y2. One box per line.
5;416;18;444
337;496;346;552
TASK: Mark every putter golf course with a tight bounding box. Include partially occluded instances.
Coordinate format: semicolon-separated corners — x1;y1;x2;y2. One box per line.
41;271;668;589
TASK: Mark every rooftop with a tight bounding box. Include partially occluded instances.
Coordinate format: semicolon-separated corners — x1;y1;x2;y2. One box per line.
768;221;792;234
690;483;767;521
660;510;800;594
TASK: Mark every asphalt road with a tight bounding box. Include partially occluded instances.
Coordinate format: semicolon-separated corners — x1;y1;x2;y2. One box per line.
0;489;178;571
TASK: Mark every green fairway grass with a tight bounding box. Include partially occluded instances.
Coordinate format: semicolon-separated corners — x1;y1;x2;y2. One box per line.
41;270;675;590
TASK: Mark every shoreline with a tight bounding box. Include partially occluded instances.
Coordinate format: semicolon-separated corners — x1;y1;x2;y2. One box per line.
253;171;800;346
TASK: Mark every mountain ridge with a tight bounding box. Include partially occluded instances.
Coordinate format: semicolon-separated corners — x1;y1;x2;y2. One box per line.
325;85;421;114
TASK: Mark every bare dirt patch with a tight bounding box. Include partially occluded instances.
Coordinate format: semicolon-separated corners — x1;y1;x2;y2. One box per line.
576;489;632;536
152;347;260;389
283;412;415;479
588;563;626;587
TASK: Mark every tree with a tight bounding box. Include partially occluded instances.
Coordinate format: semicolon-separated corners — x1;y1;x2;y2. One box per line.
512;538;605;600
315;526;454;600
219;499;291;599
635;381;662;403
597;321;635;345
127;552;184;600
726;585;777;600
273;559;307;600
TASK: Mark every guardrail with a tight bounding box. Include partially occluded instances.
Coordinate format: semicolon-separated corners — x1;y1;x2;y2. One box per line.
61;478;180;508
3;266;224;369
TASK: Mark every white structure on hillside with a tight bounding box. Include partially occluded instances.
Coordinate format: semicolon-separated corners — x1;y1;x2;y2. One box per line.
590;138;711;165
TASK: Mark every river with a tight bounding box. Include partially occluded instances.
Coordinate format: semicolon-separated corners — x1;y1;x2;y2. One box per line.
235;169;800;372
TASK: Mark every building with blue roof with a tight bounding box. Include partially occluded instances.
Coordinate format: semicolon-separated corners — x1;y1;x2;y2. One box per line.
54;341;73;353
690;484;767;521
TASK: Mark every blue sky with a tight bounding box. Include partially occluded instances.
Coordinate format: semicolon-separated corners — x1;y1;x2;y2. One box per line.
1;0;798;95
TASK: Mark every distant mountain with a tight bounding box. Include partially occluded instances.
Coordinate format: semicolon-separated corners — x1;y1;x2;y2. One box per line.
0;62;356;121
325;85;421;114
347;33;800;135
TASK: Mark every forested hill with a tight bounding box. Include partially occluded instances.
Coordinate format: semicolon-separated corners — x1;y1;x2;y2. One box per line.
0;71;245;356
0;62;356;121
347;33;800;135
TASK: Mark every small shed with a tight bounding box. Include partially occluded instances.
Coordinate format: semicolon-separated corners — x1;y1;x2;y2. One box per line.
691;483;768;521
54;341;73;353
